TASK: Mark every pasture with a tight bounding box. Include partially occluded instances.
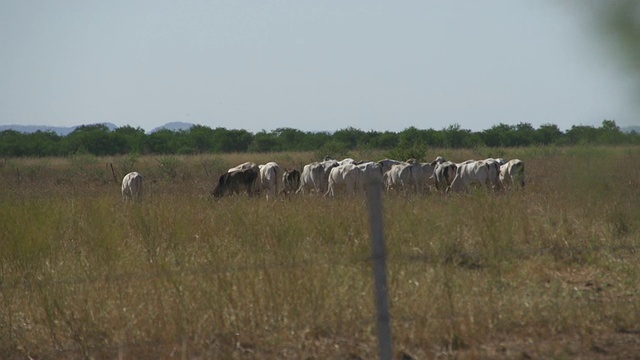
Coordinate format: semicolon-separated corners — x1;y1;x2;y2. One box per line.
1;146;639;359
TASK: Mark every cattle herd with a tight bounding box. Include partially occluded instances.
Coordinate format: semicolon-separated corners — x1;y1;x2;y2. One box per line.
121;156;525;201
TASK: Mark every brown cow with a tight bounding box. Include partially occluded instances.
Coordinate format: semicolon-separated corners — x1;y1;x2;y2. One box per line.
282;168;301;194
212;169;258;198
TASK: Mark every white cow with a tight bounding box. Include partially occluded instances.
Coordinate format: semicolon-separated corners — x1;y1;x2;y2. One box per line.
259;162;282;199
402;159;435;192
481;158;502;190
356;161;384;192
228;161;259;174
431;156;447;165
320;159;339;191
499;159;525;190
325;164;361;197
432;161;457;191
338;158;356;166
377;158;404;174
414;162;436;192
384;163;419;193
448;160;492;193
122;172;143;201
324;156;355;166
297;162;324;194
297;159;338;194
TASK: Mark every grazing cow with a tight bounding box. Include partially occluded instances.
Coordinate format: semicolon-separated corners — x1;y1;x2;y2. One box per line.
410;162;436;192
448;160;492;193
481;158;502;190
228;161;259;192
282;168;301;194
122;172;143;201
228;161;259;174
297;162;324;194
212;169;258;198
384;163;419;193
325;164;361;197
324;156;357;166
397;160;435;192
499;159;526;190
377;158;404;174
297;159;338;194
432;161;457;191
356;161;384;192
259;162;282;199
338;158;356;166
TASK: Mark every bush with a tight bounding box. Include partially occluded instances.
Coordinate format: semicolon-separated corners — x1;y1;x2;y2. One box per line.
385;144;428;162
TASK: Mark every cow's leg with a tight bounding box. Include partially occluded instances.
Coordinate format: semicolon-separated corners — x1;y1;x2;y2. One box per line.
324;184;332;197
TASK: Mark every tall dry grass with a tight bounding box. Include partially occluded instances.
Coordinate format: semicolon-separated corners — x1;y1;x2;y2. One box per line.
0;146;639;359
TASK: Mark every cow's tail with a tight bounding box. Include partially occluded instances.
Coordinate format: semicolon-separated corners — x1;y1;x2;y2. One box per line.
272;166;280;196
517;162;525;189
448;165;462;193
409;165;419;192
134;175;143;199
295;176;305;194
443;167;452;186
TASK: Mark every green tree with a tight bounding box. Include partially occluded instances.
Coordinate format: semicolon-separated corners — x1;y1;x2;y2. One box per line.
250;130;280;152
303;131;332;151
187;125;215;153
536;123;564;145
211;128;253;152
368;130;399;149
28;130;63;156
398;126;423;148
113;125;146;154
274;127;307;151
332;127;364;150
513;122;536;146
65;124;115;155
0;130;27;156
566;125;598;145
443;124;476;148
598;119;625;144
481;123;514;147
145;129;178;154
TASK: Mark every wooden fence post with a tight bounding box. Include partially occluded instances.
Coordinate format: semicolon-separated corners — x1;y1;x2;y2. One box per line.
366;178;393;360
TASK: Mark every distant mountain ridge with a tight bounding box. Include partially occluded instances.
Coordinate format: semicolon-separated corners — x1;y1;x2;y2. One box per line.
622;125;640;133
0;122;196;135
0;123;119;136
149;122;195;133
0;122;637;135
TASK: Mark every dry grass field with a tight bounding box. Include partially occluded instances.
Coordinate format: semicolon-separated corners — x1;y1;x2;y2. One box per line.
1;146;639;359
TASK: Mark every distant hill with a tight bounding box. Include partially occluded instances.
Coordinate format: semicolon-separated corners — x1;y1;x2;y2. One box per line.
621;126;640;133
0;122;197;135
0;123;118;136
149;122;195;133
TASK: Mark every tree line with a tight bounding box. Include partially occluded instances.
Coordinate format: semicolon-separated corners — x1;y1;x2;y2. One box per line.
0;120;637;157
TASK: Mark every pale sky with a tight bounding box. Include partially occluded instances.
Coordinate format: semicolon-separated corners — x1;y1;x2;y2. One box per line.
1;1;638;133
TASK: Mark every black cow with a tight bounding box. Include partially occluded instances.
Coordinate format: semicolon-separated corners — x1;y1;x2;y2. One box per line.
282;168;301;194
211;169;258;198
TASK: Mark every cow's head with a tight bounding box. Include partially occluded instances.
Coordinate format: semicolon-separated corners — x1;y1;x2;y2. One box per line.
211;173;230;198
